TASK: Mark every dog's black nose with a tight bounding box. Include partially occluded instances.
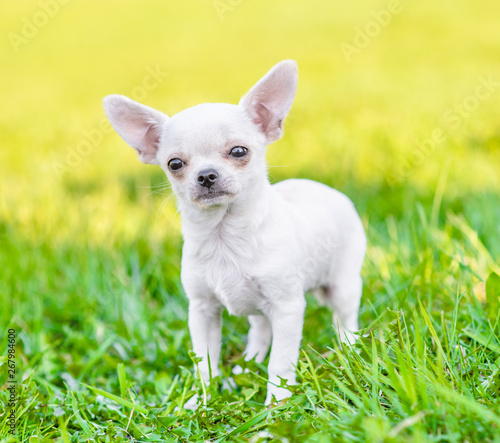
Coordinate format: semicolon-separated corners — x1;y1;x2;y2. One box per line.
197;168;219;188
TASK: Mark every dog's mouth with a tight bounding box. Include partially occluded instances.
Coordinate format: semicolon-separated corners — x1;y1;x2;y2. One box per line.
193;190;233;205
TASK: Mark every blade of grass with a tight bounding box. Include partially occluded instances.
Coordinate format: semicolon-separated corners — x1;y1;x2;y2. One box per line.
462;329;500;355
70;391;92;436
81;383;148;414
117;362;127;398
418;299;454;376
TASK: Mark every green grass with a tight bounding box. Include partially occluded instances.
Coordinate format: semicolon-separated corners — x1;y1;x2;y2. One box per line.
1;0;500;441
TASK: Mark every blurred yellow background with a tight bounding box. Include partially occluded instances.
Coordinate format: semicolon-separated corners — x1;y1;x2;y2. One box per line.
1;0;499;248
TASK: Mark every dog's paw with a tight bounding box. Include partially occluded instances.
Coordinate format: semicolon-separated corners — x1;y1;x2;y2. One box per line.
232;364;244;375
222;376;237;392
264;386;292;406
182;394;200;410
337;328;358;347
232;364;250;375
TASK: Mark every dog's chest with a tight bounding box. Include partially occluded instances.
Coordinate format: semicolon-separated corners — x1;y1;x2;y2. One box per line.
196;236;265;316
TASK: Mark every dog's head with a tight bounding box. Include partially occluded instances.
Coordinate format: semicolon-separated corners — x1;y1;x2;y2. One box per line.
103;60;298;208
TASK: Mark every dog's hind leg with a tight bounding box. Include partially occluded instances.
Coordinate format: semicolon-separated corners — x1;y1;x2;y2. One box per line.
324;220;366;345
233;315;272;377
244;315;272;363
324;273;363;345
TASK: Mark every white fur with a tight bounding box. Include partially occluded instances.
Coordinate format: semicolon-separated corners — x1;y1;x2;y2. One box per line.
103;60;366;405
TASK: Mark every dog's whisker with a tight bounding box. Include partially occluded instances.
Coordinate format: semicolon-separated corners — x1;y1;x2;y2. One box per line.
150;183;172;189
142;188;172;200
138;181;170;189
168;208;180;235
155;194;176;227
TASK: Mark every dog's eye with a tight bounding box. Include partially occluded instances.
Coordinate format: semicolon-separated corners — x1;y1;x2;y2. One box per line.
168;158;184;171
229;146;248;158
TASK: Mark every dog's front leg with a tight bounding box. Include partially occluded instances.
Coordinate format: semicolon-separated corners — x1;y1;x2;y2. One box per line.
188;298;223;382
265;298;306;405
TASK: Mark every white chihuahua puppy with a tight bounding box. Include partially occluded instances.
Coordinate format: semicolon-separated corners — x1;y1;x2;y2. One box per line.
103;60;366;404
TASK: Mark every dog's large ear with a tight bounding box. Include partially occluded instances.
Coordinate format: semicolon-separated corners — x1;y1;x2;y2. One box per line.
103;95;168;164
239;60;298;143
